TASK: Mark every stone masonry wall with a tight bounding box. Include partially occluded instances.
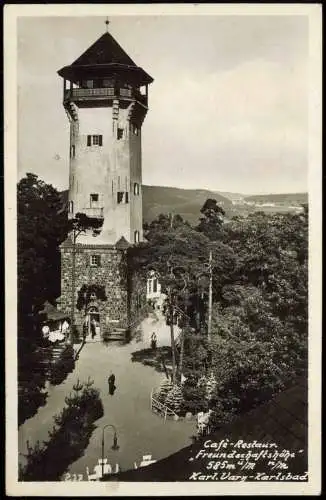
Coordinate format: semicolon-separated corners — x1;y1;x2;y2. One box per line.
59;243;129;334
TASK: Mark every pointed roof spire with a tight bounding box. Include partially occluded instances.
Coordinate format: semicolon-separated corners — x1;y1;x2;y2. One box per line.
58;29;154;85
105;17;110;33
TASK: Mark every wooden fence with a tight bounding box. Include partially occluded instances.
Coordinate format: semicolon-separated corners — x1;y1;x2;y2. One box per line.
150;389;178;421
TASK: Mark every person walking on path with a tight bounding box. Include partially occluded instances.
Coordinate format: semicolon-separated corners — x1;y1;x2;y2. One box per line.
151;332;157;350
108;372;116;396
90;318;96;339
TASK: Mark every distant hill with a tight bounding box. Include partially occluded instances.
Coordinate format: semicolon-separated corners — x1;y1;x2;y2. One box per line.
244;193;308;204
215;191;245;201
60;186;307;226
142;185;231;225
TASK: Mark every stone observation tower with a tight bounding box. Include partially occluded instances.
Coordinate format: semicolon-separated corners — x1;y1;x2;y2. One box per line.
57;24;154;339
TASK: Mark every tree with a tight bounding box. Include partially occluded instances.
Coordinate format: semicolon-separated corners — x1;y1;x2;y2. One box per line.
18;173;68;335
206;209;308;429
17;173;69;425
196;198;225;241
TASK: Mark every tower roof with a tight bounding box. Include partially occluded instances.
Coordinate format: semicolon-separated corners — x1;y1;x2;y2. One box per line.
71;32;136;67
58;32;153;85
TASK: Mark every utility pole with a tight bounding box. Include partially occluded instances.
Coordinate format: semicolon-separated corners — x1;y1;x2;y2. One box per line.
70;229;77;339
207;250;213;342
178;329;184;384
168;289;177;384
166;259;177;384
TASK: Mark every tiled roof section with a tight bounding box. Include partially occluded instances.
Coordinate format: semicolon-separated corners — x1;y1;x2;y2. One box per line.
115;236;131;250
71;32;137;68
103;376;308;481
58;33;154;84
60;234;73;247
38;301;69;321
60;237;116;250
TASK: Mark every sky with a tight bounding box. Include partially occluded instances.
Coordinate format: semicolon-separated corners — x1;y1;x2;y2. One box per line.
17;14;309;195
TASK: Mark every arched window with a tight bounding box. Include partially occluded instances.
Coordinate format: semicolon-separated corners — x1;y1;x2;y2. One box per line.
68;201;74;214
134;183;140;195
134;230;140;244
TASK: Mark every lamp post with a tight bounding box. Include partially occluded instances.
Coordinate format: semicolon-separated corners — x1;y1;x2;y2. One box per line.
101;424;119;479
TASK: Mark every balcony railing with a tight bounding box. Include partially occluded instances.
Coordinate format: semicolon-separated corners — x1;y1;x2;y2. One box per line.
64;87;147;107
82;207;104;218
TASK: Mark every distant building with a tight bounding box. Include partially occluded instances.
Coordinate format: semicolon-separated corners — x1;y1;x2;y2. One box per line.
146;271;165;309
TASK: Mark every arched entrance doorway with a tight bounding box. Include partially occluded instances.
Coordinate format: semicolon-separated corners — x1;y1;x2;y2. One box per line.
86;306;100;339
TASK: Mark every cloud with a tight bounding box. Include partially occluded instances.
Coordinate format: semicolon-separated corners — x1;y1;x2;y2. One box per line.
143;56;307;192
17;16;309;194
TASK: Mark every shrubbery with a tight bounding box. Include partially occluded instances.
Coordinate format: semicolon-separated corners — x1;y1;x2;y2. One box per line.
19;378;104;481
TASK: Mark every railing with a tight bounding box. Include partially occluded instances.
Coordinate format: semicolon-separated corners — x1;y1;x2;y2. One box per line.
150;389;178;421
64;87;147;106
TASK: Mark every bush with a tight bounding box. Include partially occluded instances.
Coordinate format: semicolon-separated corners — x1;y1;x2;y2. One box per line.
165;385;184;414
19;379;104;481
181;381;208;415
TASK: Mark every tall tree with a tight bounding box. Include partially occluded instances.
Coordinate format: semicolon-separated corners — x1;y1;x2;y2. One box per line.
18;173;68;340
196;198;225;241
206;209;308;429
17;173;69;425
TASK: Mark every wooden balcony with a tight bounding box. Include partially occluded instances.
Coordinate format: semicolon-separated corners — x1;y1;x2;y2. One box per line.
64;87;148;107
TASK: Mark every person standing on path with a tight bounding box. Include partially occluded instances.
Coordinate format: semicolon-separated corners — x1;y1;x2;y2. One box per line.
151;332;157;350
90;318;96;339
108;372;116;396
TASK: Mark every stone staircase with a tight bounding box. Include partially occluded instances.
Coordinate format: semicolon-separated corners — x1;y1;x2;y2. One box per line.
85;331;102;343
103;327;126;341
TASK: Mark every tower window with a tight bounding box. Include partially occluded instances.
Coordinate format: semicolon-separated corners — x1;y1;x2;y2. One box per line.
117;192;129;204
90;193;99;206
81;80;93;89
71;145;75;158
68;201;74;214
103;79;114;88
134;230;140;244
90;255;101;267
87;135;103;146
132;125;139;136
117;128;124;140
133;183;140;195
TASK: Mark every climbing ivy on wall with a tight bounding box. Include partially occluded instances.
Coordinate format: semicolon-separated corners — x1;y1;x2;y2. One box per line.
76;284;107;311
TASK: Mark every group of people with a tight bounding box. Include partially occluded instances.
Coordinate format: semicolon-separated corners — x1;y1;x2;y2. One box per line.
41;319;70;344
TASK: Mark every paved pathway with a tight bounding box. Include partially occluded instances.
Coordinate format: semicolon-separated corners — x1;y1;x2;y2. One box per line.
140;309;181;348
19;311;193;479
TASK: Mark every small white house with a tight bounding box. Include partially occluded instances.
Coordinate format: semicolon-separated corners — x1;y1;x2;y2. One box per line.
146;271;165;309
